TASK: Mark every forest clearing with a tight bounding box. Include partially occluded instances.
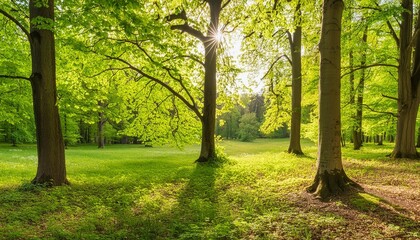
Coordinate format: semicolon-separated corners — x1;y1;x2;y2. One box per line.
1;0;420;239
0;139;419;239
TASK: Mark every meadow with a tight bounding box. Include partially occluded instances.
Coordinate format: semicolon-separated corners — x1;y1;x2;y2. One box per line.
0;139;418;239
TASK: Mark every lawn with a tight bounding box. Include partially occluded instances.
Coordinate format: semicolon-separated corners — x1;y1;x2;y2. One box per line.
0;139;418;239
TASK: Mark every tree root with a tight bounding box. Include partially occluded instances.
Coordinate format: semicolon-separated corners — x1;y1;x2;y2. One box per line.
390;150;420;159
306;169;361;200
32;173;69;186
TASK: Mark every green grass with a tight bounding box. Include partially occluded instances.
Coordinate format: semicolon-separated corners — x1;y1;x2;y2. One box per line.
0;139;419;239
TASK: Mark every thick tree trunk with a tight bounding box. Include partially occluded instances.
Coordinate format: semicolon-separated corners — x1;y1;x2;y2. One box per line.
392;101;419;157
306;0;357;199
196;0;222;162
30;0;67;185
391;2;420;159
288;1;303;155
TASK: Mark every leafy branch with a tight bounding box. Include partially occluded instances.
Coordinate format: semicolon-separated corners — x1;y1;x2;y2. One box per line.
0;74;30;81
103;54;203;121
167;9;206;42
341;63;398;78
0;8;30;40
363;104;398;117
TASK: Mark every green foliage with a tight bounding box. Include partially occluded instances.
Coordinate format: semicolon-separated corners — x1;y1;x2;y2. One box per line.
238;113;260;142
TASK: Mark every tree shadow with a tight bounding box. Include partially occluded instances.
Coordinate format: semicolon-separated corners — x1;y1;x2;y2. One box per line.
114;162;220;239
165;162;219;238
332;188;419;238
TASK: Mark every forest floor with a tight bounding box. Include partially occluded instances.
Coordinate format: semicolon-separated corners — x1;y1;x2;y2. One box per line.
0;139;419;239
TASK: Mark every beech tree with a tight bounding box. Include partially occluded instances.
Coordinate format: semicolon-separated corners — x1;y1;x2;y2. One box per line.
391;0;420;158
287;0;303;154
0;0;67;185
168;0;223;162
307;0;357;199
65;0;239;162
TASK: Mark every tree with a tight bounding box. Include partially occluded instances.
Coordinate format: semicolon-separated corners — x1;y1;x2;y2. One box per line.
67;0;238;162
167;0;223;162
238;112;260;142
307;0;356;199
243;0;314;154
0;0;68;185
391;0;420;158
287;0;303;155
353;27;368;150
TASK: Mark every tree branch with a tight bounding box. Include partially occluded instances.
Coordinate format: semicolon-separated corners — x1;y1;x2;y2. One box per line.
221;0;232;10
243;31;255;40
163;66;198;112
341;63;398;78
363;104;398;117
171;23;206;42
368;2;399;47
381;93;399;101
104;54;203;120
386;20;400;47
0;9;30;41
261;55;292;81
273;0;279;10
0;74;30;81
107;37;157;64
166;9;187;21
84;67;132;78
286;30;293;50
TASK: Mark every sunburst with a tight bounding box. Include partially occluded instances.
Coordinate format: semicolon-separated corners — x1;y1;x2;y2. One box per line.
204;23;224;57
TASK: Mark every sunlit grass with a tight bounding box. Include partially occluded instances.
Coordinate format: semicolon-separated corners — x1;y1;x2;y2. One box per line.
0;139;418;239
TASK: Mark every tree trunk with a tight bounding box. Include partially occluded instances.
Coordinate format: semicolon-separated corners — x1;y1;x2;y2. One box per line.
196;0;222;162
341;132;346;147
306;0;357;199
97;111;105;148
391;2;420;159
353;27;368;150
377;134;383;146
288;1;304;155
30;0;67;185
392;101;419;157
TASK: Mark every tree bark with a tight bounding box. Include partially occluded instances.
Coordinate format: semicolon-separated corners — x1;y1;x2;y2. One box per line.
196;0;222;162
288;1;304;155
391;1;420;159
306;0;357;199
30;0;67;185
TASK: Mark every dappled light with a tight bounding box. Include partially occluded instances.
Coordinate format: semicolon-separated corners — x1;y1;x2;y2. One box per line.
1;0;420;239
0;140;419;238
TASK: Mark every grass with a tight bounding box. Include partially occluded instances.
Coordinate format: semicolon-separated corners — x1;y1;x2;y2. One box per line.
0;139;419;239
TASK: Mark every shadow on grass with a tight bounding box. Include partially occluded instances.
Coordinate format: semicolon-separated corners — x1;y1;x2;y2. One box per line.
171;163;218;238
0;162;219;239
121;162;219;239
334;189;419;238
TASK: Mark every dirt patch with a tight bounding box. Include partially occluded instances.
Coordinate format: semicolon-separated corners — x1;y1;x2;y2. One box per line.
289;188;420;240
